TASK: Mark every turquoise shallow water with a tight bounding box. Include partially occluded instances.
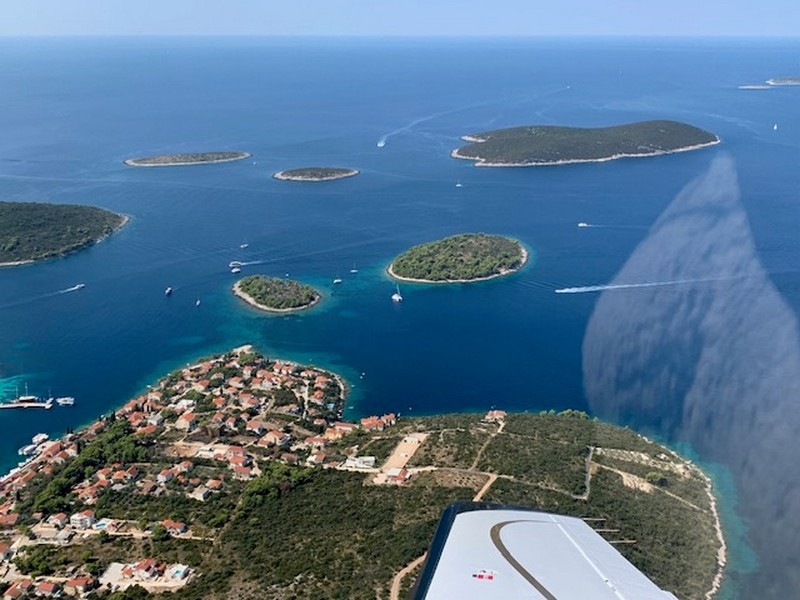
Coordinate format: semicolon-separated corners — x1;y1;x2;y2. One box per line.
1;36;799;597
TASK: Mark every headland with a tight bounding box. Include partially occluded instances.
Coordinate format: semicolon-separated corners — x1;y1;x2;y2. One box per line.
0;201;128;267
0;347;725;600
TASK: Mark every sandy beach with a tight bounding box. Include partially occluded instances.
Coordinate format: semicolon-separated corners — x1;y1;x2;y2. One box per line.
387;242;529;284
232;280;321;313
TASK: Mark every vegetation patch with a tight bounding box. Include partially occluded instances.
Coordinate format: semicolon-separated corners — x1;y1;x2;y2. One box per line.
452;119;719;166
233;275;321;312
389;233;526;282
0;201;126;265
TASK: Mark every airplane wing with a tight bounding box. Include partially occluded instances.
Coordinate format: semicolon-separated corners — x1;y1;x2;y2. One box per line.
411;502;679;600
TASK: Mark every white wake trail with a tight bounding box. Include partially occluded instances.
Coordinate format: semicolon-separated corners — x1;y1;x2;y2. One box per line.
555;277;730;294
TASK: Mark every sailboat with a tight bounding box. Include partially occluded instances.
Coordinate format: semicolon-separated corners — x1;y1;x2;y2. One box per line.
350;263;358;274
391;284;403;303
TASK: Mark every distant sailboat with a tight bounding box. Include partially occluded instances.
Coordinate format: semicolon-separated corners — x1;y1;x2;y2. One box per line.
773;123;779;131
195;298;201;307
333;277;343;285
350;263;358;274
240;243;249;249
391;284;403;303
455;182;463;188
165;287;173;296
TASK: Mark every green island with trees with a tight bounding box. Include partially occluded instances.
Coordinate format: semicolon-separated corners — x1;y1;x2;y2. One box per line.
0;201;127;266
273;167;359;182
388;233;527;283
124;152;250;167
0;349;725;600
451;119;719;167
233;274;321;312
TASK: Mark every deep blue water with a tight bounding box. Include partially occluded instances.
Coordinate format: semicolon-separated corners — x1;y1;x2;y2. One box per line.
1;37;800;598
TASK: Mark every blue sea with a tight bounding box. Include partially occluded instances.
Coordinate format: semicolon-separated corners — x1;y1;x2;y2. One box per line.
1;36;799;598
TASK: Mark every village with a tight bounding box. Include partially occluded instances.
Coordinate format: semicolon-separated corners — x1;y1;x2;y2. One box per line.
0;346;426;598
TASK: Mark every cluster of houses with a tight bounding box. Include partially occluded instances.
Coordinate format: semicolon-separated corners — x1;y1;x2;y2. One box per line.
0;347;404;594
3;577;95;600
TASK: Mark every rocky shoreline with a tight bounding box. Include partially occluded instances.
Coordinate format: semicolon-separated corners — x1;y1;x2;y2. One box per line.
232;280;321;313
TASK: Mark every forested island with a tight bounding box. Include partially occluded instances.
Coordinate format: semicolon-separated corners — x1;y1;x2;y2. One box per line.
0;201;127;266
124;152;250;167
233;275;321;312
389;233;527;283
452;119;719;167
0;344;725;600
273;167;359;182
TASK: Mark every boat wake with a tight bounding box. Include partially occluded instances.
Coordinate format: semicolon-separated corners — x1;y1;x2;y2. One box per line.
58;283;86;294
555;277;732;294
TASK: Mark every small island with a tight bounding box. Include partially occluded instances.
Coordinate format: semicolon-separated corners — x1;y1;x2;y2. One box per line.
233;274;321;312
273;167;359;182
389;233;527;283
0;346;725;600
124;152;250;167
452;119;720;167
0;201;127;267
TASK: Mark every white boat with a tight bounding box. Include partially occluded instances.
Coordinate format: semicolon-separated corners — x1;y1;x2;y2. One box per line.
240;243;249;249
773;123;779;131
195;299;201;307
18;444;37;456
55;396;75;406
377;138;386;148
577;222;590;228
350;267;358;274
32;433;49;445
455;182;463;188
229;261;244;268
231;267;242;274
333;278;343;285
165;287;173;296
391;284;403;302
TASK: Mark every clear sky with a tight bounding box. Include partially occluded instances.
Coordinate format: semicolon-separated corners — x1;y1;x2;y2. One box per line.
1;0;799;37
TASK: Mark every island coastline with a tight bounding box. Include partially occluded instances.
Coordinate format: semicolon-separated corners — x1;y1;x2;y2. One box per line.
273;167;359;182
124;152;251;167
451;138;721;167
0;212;130;268
388;243;529;284
232;279;321;313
